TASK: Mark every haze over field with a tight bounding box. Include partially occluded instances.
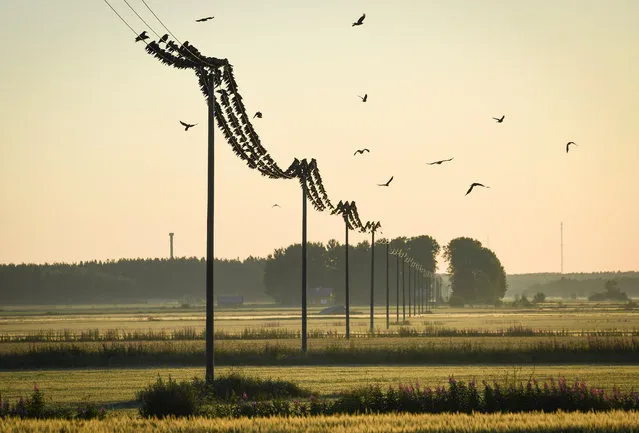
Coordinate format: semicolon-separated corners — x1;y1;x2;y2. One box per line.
0;0;638;273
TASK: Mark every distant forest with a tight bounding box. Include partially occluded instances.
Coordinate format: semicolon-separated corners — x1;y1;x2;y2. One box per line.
1;247;637;305
506;272;639;299
0;257;267;305
0;235;440;306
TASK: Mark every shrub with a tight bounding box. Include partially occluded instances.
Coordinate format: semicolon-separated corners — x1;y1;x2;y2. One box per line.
137;376;199;418
448;295;465;307
532;292;546;304
192;372;310;402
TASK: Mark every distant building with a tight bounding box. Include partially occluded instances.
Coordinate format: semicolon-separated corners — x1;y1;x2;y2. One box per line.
217;295;244;308
308;287;334;305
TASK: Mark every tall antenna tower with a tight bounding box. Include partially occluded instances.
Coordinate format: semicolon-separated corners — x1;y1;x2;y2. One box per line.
560;222;564;274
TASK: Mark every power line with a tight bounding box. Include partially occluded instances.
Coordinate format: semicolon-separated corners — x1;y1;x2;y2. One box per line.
103;0;139;37
139;0;182;45
123;0;162;39
139;0;220;70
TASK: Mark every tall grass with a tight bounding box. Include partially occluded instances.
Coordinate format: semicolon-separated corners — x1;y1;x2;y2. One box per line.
1;325;637;343
0;336;637;369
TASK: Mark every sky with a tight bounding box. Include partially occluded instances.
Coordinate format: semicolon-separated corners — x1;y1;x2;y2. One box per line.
0;0;638;274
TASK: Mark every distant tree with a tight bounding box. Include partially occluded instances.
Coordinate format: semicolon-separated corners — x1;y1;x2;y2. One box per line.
532;292;546;304
589;280;629;302
443;237;507;305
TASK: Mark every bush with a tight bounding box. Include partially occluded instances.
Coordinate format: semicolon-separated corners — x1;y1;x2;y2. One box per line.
532;292;546;304
137;376;199;418
194;372;310;402
448;295;465;307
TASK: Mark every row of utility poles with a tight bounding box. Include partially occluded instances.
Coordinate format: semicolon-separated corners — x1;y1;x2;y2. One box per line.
124;30;438;383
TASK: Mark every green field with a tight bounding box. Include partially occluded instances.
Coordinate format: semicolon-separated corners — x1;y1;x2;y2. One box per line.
2;364;639;406
1;303;638;431
1;302;638;337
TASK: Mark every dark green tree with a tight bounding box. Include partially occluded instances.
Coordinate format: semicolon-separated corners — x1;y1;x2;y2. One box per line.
443;237;507;305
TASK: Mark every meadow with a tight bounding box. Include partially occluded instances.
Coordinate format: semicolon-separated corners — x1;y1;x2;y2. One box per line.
1;302;638;431
2;365;639;406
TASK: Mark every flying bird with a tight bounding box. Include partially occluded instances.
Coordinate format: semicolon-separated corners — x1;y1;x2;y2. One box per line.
253;112;262;119
158;33;169;44
134;31;149;43
179;121;198;131
566;141;578;153
354;148;370;155
466;182;489;196
352;13;366;27
492;115;505;123
272;204;281;208
378;176;394;187
358;94;368;102
196;16;214;22
427;157;454;165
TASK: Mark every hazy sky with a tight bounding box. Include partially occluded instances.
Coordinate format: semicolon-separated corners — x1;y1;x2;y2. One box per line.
1;0;638;273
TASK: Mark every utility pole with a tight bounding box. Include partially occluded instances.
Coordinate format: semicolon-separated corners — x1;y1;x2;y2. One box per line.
169;232;174;259
369;225;376;333
344;215;350;339
395;252;400;323
204;83;215;383
301;176;308;352
385;240;390;330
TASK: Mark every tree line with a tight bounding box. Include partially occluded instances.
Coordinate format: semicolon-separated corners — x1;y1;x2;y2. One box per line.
0;257;267;305
0;235;510;306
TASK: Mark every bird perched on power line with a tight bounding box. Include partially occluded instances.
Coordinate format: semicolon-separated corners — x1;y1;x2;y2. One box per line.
427;157;454;165
158;34;169;44
566;141;578;153
466;182;489;195
378;176;394;187
352;13;366;26
354;148;370;155
253;112;262;119
179;121;198;131
492;115;505;123
135;31;149;43
196;16;214;22
358;94;368;102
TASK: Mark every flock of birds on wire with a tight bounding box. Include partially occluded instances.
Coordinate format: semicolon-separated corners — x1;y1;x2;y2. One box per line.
128;9;580;232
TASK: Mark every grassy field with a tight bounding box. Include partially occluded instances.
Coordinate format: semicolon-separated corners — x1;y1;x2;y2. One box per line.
1;303;638;430
1;302;638;337
2;365;639;406
2;411;639;433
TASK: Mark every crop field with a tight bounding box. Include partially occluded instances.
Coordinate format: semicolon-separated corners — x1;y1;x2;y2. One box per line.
1;302;638;338
2;364;639;406
2;411;639;433
1;303;638;431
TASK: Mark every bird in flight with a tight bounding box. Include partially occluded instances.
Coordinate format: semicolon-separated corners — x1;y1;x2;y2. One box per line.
179;121;198;131
566;141;578;153
492;115;505;123
272;204;281;208
466;182;489;195
354;148;370;155
158;34;169;44
196;16;214;22
352;13;366;27
427;157;454;165
253;112;263;119
378;176;394;187
358;94;368;102
135;31;149;43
